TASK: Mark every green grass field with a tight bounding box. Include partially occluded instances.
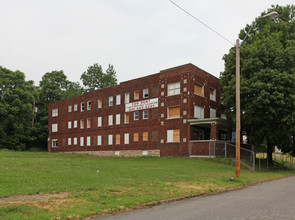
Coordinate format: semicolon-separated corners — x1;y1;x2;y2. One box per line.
1;150;294;220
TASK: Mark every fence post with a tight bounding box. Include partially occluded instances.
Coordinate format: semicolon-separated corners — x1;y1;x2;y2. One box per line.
253;152;255;171
225;142;227;158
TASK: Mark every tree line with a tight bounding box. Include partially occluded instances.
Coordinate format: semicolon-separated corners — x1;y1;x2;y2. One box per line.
0;63;117;150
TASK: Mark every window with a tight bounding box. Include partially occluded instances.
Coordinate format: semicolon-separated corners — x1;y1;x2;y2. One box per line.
68;105;72;112
52;108;58;117
108;115;113;126
210;88;216;101
97;135;102;146
52;124;58;132
116;134;120;145
68;138;72;146
74;137;77;145
124;133;129;144
167;129;180;143
168;106;180;119
194;105;204;119
210;108;216;118
143;132;148;141
124;113;130;124
97;117;102;127
87;136;91;146
74;120;77;128
134;91;140;100
68;121;72;129
87;118;91;128
143;88;149;98
133;133;139;142
194;83;204;96
80;119;84;129
167;82;180;96
125;92;130;104
52;139;58;148
74;104;78;111
134;111;139;121
81;102;85;112
87;101;91;110
98;98;102;108
108;134;113;145
143;110;149;119
116;114;120;125
109;96;113;106
80;137;84;146
116;94;121;105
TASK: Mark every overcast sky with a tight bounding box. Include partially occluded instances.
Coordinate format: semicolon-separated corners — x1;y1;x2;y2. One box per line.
1;0;294;85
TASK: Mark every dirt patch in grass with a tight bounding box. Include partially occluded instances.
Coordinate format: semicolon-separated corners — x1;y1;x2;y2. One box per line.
0;192;68;204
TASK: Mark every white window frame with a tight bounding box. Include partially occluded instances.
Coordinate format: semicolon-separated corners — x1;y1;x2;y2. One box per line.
97;135;102;146
194;105;204;119
210;88;216;101
74;104;78;111
97;117;102;127
108;115;113;126
125;92;130;104
109;96;113;106
80;137;84;147
52;108;58;117
68;105;72;113
87;101;91;110
87;136;91;146
52;139;58;148
116;94;121;105
167;106;180;119
143;88;149;98
68;121;72;129
68;138;72;146
134;111;139;121
116;114;120;125
124;133;129;145
167;129;180;143
167;82;180;96
81;102;85;112
143;110;149;119
74;120;77;128
210;108;216;118
52;123;58;132
98;98;102;109
108;134;113;145
73;137;77;145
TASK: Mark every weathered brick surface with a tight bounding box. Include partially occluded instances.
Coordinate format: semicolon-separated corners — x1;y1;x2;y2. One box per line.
48;63;222;157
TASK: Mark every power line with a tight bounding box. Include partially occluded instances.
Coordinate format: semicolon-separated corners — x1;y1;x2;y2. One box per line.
168;0;234;46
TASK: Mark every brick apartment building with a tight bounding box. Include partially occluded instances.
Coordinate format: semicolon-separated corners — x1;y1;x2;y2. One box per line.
48;63;231;157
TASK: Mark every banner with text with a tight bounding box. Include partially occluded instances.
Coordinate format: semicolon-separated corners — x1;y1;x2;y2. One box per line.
125;98;158;112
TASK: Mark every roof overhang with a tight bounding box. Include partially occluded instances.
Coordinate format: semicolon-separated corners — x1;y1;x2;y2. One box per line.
188;118;231;128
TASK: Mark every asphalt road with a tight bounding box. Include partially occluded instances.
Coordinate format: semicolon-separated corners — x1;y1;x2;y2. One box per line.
97;175;295;220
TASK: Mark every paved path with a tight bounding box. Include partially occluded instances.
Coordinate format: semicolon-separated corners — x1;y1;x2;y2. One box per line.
97;175;295;220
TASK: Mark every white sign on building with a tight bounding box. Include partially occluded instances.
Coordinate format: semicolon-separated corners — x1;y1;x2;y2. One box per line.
125;98;158;112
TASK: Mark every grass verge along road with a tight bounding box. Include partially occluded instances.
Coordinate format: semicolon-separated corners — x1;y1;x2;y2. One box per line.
0;150;294;219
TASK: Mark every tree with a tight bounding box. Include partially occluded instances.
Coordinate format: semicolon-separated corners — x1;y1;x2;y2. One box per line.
80;63;118;91
0;67;36;150
220;5;295;163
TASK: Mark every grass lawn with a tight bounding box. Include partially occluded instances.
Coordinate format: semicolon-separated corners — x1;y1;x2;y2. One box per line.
0;150;294;220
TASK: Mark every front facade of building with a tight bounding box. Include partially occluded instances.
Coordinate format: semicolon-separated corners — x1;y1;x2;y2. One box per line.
48;63;230;157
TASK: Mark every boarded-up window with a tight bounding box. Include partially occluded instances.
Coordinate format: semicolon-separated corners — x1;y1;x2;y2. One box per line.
133;133;139;142
194;84;203;96
167;129;180;143
134;91;139;100
168;106;180;118
80;119;84;129
152;131;158;141
98;98;102;108
125;113;130;124
210;88;216;101
143;132;148;141
116;134;120;145
210;108;216;118
87;118;91;128
194;105;204;119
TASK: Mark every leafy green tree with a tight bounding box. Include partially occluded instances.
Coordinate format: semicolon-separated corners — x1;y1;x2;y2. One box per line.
0;67;36;150
80;63;118;91
220;5;295;163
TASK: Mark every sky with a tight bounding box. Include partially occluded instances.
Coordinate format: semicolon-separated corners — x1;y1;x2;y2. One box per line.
1;0;294;85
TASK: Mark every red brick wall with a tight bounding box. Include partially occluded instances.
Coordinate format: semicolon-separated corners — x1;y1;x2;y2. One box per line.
48;63;222;157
